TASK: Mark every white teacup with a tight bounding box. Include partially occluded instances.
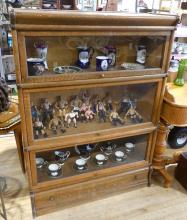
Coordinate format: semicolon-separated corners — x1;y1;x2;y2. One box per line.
95;154;107;165
48;163;61;177
36;157;45;168
75;159;86;170
114;151;127;162
125;142;135;153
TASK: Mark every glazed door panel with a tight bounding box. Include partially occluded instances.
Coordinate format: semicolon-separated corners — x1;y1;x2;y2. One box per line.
18;32;170;84
22;79;161;147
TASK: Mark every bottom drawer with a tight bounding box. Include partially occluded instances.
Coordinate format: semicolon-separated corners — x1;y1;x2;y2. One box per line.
31;167;149;217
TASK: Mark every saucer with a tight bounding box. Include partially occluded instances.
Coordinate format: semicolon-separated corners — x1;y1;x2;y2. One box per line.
47;170;62;178
73;163;88;172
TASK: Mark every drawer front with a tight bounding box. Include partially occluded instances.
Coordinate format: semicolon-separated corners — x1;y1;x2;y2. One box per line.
32;168;148;217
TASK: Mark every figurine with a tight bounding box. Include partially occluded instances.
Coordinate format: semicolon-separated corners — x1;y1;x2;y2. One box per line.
124;100;143;123
96;100;106;122
109;108;124;126
103;92;113;112
79;102;88;122
81;91;90;105
31;104;41;122
65;111;79;128
118;96;131;114
70;95;82;113
48;114;66;134
33;117;48;139
85;105;96;122
54;96;68;110
40;98;53;126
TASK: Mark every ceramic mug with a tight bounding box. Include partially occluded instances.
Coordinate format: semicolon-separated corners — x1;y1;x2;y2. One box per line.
95;153;108;165
96;56;110;71
27;58;45;76
114;151;127;162
75;158;87;170
76;46;94;69
54;150;70;163
36;157;45;168
47;162;61;177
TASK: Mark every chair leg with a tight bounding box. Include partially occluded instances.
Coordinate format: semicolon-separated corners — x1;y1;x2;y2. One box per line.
14;124;25;173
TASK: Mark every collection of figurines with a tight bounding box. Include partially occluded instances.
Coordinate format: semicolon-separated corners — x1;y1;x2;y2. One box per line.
31;91;143;139
36;140;136;177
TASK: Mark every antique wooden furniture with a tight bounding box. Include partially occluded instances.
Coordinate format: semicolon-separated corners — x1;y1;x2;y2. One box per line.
11;9;177;217
0;101;24;173
153;82;187;187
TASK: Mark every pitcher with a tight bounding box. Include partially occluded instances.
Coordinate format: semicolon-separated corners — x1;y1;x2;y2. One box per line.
76;46;94;69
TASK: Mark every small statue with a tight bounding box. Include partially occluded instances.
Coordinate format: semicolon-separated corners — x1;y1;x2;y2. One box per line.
118;96;131;114
85;105;96;122
54;96;68;110
103;92;113;112
33;117;48;139
79;102;88;122
31;105;41;122
70;95;82;113
40;98;53;126
124;100;143;123
109;108;124;126
65;111;79;128
48;115;66;134
96;100;106;122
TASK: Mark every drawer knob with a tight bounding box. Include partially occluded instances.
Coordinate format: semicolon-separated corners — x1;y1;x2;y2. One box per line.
49;196;55;201
101;74;105;78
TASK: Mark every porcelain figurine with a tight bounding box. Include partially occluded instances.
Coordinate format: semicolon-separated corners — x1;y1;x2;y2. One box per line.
96;100;106;122
33;117;48;139
118;96;131;114
109;109;124;126
124;100;143;123
31;104;41;122
79;102;88;122
103;93;113;112
54;96;68;110
65;111;79;128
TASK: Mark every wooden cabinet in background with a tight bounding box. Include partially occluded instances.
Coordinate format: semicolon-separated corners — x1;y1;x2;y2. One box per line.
11;9;177;217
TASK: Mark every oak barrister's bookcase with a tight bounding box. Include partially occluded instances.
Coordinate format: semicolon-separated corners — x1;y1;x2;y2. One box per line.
11;9;177;217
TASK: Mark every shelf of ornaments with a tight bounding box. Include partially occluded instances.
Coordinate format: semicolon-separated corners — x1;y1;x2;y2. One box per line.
35;134;148;185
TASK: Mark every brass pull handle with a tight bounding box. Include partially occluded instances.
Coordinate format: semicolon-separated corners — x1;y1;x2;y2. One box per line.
49;196;55;201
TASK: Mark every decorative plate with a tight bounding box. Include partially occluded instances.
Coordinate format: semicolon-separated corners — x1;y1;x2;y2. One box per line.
121;63;145;70
53;66;82;74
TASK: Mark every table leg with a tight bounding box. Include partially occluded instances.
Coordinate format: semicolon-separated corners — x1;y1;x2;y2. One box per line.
14;123;25;173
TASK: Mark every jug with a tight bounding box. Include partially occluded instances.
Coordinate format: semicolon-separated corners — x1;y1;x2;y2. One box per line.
76;46;94;69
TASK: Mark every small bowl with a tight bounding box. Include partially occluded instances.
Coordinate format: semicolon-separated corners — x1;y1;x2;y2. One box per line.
75;158;87;170
95;154;108;165
36;157;45;168
125;142;135;153
114;150;127;162
63;5;71;9
47;162;61;177
121;62;145;70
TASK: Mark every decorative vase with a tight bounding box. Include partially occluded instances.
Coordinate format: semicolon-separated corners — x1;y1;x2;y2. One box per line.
174;59;187;86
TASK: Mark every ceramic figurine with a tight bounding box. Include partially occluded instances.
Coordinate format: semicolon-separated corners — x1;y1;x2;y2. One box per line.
79;102;88;122
33;117;48;139
65;111;79;128
96;100;106;122
85;105;95;121
70;95;82;113
54;96;68;110
124;100;143;123
48;115;66;134
103;93;113;112
81;91;90;105
109;108;124;126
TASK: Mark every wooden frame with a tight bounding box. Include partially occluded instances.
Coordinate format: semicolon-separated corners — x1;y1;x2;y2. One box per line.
11;9;178;217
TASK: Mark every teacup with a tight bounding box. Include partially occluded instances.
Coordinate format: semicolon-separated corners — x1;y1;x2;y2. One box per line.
96;56;110;71
95;154;108;165
75;158;87;170
27;58;45;76
125;142;135;154
54;150;70;164
114;151;127;162
47;162;61;177
36;157;45;168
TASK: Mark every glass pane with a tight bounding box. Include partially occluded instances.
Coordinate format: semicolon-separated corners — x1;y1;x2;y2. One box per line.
25;36;166;77
30;83;156;140
35;134;148;183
